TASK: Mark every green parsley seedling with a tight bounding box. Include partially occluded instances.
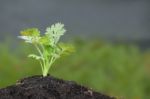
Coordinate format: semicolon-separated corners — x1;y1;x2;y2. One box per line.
18;23;74;77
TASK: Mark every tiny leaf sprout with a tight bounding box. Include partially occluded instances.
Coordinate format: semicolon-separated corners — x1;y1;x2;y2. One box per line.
18;23;74;77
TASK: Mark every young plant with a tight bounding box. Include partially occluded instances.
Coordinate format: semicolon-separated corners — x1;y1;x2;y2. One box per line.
18;23;74;77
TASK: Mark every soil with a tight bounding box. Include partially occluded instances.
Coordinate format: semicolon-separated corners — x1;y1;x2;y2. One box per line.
0;75;115;99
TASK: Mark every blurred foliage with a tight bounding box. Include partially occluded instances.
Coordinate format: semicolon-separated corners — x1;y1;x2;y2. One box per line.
0;38;150;99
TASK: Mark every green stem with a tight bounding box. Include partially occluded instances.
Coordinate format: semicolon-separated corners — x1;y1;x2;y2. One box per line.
34;44;43;57
34;44;46;76
39;61;44;73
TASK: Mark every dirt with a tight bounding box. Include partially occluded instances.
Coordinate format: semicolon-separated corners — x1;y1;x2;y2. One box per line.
0;75;115;99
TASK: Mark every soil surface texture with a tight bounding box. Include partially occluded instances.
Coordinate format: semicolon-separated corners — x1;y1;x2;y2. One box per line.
0;75;115;99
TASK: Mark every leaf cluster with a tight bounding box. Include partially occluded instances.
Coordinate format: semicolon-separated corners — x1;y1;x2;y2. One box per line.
18;23;74;76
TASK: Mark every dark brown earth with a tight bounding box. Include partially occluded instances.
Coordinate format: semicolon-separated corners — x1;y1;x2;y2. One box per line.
0;75;115;99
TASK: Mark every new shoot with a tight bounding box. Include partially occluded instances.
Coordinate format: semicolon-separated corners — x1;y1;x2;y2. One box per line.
18;23;74;77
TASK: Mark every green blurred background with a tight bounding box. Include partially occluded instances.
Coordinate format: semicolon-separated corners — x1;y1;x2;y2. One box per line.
0;38;150;99
0;0;150;99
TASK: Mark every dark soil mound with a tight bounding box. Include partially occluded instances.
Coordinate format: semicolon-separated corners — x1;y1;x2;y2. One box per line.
0;75;115;99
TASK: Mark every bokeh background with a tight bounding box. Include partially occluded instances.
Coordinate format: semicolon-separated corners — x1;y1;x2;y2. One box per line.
0;0;150;99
